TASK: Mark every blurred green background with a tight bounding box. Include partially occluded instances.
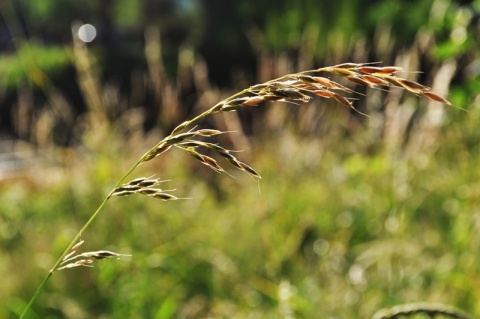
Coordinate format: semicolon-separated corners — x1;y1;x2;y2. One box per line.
1;0;480;318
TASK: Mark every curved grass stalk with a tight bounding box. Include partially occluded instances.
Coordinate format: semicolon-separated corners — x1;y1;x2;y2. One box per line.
372;302;472;319
20;62;452;318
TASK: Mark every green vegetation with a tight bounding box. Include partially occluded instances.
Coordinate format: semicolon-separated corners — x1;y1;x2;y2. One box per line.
1;0;480;318
3;99;480;317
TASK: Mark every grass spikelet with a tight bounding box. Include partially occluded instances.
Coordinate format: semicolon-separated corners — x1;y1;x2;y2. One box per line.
243;95;267;106
57;259;94;270
332;67;354;77
313;89;335;98
171;121;190;134
127;177;149;185
361;74;391;86
396;79;430;93
357;66;402;75
347;75;375;88
57;242;131;272
76;250;132;260
332;62;362;69
143;143;172;162
422;91;452;105
185;146;225;173
238;161;261;179
195;129;224;137
62;240;85;262
331;92;368;116
110;177;176;200
311;77;354;93
165;132;198;144
151;193;178;201
226;157;261;179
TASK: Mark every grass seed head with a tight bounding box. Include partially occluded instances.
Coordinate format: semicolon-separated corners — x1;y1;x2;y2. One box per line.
243;95;267;106
63;240;85;261
128;177;148;185
137;180;157;187
152;193;178;201
421;91;451;105
397;79;429;93
333;62;361;69
186;147;204;161
58;259;94;270
238;161;262;179
347;75;375;88
138;188;161;195
78;250;131;260
361;74;391;86
165;132;197;144
195;129;223;137
313;89;334;98
112;190;135;197
332;68;354;77
144;144;172;162
201;155;225;173
180;141;206;148
171;121;190;134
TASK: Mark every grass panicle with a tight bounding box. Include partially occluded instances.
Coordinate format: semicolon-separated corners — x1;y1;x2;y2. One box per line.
20;62;453;318
109;177;178;201
57;240;131;271
135;62;451;184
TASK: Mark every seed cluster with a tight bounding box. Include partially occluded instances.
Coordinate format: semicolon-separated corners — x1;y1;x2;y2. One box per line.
143;129;225;161
110;177;178;201
179;141;260;179
218;62;450;115
57;240;131;271
54;63;453;274
131;63;451;194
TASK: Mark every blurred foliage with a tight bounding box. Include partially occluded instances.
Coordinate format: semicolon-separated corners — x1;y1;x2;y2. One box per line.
1;0;480;318
1;0;477;86
0;42;70;88
3;103;480;317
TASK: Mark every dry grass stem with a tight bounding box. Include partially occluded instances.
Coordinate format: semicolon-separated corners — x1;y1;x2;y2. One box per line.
372;302;472;319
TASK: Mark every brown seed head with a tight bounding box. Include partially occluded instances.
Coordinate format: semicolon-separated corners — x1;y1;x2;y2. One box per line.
361;75;390;86
347;76;374;88
397;79;429;93
332;68;354;77
421;91;451;105
243;95;267;106
201;155;224;172
313;90;334;98
333;63;361;69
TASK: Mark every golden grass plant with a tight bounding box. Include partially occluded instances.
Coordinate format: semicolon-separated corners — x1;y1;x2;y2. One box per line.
20;62;468;319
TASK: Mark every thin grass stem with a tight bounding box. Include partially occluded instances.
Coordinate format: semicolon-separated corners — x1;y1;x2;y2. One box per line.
20;62;453;318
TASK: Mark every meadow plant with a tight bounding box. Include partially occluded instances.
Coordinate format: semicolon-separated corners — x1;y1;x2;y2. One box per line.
20;62;468;318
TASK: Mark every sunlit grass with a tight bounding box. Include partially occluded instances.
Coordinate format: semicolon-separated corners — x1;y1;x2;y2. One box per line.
2;104;480;318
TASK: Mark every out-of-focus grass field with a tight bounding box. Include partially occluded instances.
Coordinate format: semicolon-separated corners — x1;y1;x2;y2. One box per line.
1;1;480;318
2;97;480;318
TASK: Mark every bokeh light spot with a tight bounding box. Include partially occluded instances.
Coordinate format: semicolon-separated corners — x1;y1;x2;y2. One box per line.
78;24;97;43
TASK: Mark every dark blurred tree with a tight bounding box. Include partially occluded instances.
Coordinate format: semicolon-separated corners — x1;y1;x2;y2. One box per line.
0;0;478;142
